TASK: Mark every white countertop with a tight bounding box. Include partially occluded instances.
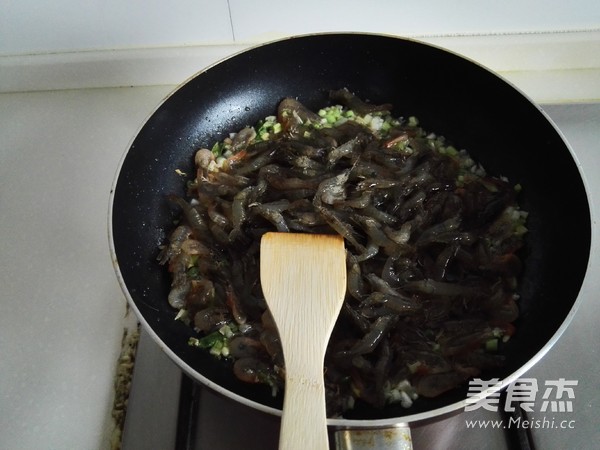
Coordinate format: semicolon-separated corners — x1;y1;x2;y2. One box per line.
0;84;598;449
0;86;173;449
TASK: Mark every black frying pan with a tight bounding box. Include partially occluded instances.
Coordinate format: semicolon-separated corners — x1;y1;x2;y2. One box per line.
109;33;590;425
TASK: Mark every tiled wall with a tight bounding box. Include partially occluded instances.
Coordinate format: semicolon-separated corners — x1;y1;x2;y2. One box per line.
1;0;599;101
1;0;599;56
229;0;600;41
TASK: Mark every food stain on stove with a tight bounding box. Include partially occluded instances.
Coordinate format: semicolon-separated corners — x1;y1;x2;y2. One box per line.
110;321;141;450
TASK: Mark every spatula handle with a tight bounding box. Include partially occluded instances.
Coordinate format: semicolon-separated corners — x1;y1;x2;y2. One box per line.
279;360;329;450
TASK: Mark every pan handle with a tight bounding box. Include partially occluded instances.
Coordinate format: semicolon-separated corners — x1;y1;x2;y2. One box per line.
334;424;412;450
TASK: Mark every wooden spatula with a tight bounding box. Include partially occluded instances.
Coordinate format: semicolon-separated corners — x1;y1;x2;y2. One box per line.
260;232;347;450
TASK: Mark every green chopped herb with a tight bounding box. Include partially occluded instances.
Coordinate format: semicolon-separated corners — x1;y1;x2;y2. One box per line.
189;331;225;349
211;141;223;157
485;338;499;352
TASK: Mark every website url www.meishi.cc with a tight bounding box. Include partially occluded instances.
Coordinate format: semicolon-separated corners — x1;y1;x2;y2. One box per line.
465;417;576;430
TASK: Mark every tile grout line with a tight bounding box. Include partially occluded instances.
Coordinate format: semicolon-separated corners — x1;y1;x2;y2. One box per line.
227;0;236;43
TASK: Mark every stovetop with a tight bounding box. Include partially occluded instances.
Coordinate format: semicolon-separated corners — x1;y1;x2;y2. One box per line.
121;104;600;450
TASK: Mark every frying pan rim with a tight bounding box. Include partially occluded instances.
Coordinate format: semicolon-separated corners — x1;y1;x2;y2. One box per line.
107;32;592;427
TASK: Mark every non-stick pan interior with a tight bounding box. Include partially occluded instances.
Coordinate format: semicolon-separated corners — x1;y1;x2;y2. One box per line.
111;34;590;421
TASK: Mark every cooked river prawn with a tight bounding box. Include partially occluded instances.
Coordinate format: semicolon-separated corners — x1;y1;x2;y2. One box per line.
159;89;528;417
